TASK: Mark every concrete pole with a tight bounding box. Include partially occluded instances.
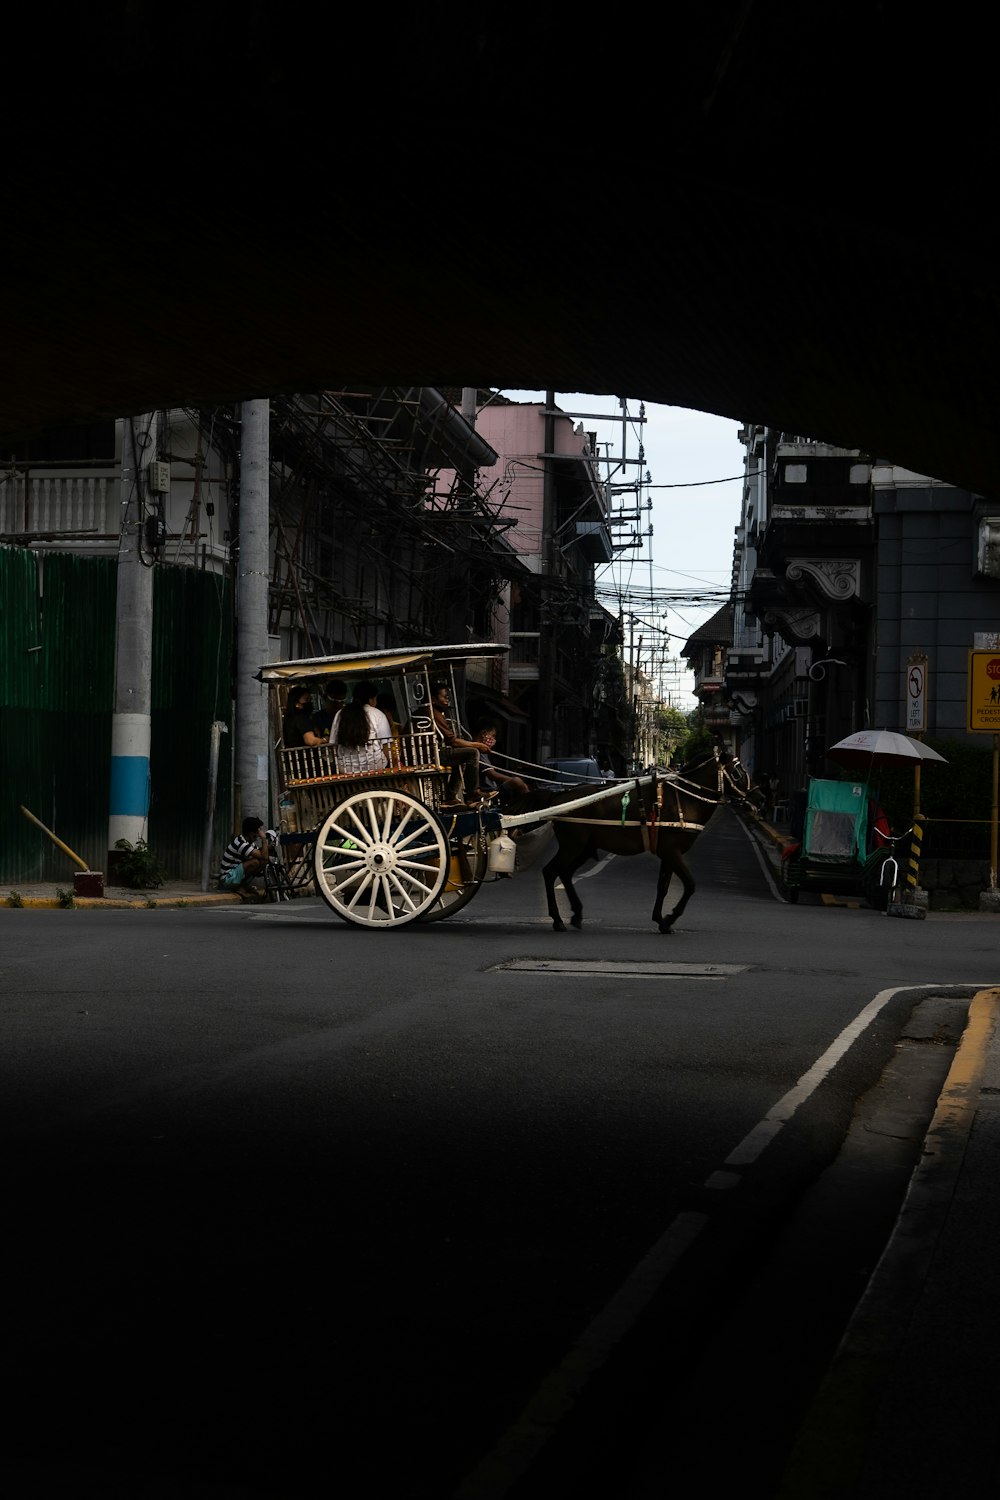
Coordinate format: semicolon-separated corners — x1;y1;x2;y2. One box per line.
537;393;557;765
108;411;158;868
235;399;272;830
200;719;228;891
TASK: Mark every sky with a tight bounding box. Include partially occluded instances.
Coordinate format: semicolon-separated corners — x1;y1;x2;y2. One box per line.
504;392;746;711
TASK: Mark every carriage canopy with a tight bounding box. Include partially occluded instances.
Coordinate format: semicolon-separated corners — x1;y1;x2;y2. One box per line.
256;642;509;685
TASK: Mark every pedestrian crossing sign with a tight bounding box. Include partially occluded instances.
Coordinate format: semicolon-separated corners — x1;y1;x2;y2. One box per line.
968;649;1000;731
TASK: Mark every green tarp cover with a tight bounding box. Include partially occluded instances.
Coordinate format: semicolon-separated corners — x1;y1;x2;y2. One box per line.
803;778;869;863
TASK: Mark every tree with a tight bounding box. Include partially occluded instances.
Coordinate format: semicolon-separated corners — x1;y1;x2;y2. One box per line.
652;704;690;763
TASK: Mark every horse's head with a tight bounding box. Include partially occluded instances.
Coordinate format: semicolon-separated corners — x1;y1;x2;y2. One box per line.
717;743;753;800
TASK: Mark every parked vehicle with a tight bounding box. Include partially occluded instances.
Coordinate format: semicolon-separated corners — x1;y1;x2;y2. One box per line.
781;777;894;907
545;757;607;783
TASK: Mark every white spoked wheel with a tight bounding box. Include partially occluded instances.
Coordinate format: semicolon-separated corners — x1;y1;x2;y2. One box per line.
313;789;449;928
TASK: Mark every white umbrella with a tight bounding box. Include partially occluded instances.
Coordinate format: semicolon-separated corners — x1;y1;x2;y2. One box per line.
826;729;948;771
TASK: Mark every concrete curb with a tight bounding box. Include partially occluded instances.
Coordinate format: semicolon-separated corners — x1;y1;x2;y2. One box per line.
0;891;246;911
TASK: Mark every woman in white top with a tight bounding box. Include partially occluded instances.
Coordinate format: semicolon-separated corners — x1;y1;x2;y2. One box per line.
330;680;393;774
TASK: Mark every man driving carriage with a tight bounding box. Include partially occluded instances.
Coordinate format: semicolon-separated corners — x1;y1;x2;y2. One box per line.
429;680;493;808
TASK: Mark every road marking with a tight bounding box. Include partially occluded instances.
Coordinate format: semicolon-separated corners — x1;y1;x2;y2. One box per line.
493;959;746;977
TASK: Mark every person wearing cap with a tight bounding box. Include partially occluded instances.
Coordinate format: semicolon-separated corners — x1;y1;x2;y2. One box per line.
313;679;348;741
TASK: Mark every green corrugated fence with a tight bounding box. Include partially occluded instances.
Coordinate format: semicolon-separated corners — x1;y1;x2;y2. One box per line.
1;547;234;882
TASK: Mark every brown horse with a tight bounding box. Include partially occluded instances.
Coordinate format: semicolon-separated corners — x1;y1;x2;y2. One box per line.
520;744;754;933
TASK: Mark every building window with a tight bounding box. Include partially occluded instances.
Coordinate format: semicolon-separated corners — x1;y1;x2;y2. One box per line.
784;463;807;483
976;517;1000;579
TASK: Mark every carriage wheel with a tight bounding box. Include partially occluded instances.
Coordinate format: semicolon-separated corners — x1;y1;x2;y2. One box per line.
313;789;448;928
417;829;490;923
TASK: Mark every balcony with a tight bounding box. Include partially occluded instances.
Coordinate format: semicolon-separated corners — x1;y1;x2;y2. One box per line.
0;469;119;547
509;632;540;679
0;468;229;568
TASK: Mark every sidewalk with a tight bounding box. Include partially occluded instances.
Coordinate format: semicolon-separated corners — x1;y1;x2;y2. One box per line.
0;878;248;909
774;984;1000;1497
0;824;554;911
746;809;1000;1494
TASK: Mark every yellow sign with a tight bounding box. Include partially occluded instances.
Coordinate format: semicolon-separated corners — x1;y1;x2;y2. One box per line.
967;649;1000;731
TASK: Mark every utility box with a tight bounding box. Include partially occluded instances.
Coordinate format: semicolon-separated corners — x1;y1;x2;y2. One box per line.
73;871;104;898
146;460;171;493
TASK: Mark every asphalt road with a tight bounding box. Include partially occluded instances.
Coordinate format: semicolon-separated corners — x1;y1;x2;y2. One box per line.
3;807;996;1498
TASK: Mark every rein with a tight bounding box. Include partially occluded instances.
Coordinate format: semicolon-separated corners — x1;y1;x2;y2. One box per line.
547;757;727;848
507;748;752;846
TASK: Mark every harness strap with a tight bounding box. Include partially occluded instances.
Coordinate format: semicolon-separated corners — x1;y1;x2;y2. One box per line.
635;779;650;852
553;816;706;833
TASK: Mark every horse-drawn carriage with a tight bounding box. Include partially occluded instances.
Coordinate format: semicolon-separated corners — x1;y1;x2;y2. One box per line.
258;642;755;931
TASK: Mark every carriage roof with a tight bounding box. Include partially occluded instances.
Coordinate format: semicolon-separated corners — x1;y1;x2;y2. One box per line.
257;642;508;685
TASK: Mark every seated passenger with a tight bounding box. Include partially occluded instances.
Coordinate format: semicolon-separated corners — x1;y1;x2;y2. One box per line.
282;684;325;748
331;679;393;773
312;679;348;740
473;719;529;812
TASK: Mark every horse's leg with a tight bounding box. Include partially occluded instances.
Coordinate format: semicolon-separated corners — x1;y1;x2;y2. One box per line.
542;851;567;931
654;850;695;933
544;852;590;931
560;854;588;930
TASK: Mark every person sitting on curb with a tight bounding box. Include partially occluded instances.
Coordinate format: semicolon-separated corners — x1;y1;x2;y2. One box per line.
217;817;270;898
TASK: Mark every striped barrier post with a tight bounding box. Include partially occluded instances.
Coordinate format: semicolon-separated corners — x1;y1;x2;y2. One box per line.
888;818;926;919
905;820;924;895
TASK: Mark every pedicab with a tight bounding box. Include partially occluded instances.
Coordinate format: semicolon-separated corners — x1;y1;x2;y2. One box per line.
779;777;895;908
258;642;756;930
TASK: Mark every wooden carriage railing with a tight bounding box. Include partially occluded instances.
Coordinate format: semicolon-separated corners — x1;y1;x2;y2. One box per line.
278;729;445;790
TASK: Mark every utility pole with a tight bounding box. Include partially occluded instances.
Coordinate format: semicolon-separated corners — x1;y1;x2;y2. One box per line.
448;386;480;643
235;399;272;828
108;411;159;874
537;392;557;764
628;614;636;771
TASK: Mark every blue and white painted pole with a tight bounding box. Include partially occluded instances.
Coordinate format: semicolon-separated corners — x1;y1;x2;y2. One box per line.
108;413;157;866
109;711;151;850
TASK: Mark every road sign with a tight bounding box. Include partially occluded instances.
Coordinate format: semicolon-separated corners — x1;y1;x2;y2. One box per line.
967;649;1000;732
905;655;927;732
